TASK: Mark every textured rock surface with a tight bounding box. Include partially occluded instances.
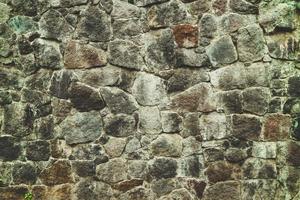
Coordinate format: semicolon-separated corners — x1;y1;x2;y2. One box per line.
0;0;299;199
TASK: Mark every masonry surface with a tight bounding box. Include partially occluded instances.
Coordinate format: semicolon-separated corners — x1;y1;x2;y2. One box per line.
0;0;300;199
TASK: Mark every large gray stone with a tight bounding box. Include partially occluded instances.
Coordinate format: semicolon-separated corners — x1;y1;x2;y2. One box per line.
242;87;271;115
138;106;162;134
104;114;136;137
108;40;145;70
150;134;183;157
96;158;127;183
237;24;267;62
206;36;238;67
59;111;103;145
132;72;167;106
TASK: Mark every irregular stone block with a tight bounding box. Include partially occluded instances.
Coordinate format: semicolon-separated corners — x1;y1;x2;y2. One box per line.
0;3;10;24
172;24;198;48
0;136;21;161
68;82;105;112
161;111;182;133
204;161;236;183
229;0;258;15
206;36;237;67
39;160;74;186
199;13;217;38
150;134;183;157
26;140;50;161
178;155;203;177
100;87;138;114
252;142;276;159
210;63;247;90
132;72;167;106
12;162;37;185
8;16;38;34
103;137;127;157
241;180;281;200
49;70;76;99
237;24;267;62
175;49;210;68
64;40;107;69
72;160;95;177
104;114;136;137
218;90;243;114
136;0;169;6
242;87;271;115
138;106;162;134
230;114;262;141
108;40;144;70
148;157;177;179
287;141;300;166
242;158;276;179
202;181;240;200
77;6;112;42
59;111;103;145
96;158;127;183
262;114;291;141
0;186;29;200
199;112;228;141
10;0;37;16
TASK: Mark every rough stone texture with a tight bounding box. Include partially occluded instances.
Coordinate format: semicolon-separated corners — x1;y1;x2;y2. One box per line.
1;0;299;198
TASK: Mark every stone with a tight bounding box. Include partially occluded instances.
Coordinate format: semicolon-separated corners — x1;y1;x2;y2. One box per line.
151;178;179;197
100;87;138;114
104;114;136;137
172;24;198;48
229;0;258;14
75;179;113;200
128;160;147;179
204;161;235;183
252;142;276;159
10;0;37;16
219;90;243;114
112;179;144;192
292;117;300;140
181;113;201;137
34;39;63;69
166;68;210;93
76;66;121;88
287;141;300;166
144;29;176;70
8;16;38;34
288;76;300;97
68;82;105;112
111;0;141;19
59;111;103;145
258;3;296;34
96;158;127;183
219;13;253;33
199;112;228;141
206;36;237;67
72;161;95;177
70;143;104;161
132;72;167;106
147;0;188;28
12;162;37;185
77;6;111;42
203;181;240;200
40;160;74;186
241;180;281;200
230;114;262;140
178;155;203;177
138;106;162;134
161;111;182;133
39;9;72;40
148;158;177;179
210;63;247;90
118;187;155;200
2;103;34;138
225;148;248;163
161;188;194;200
0;3;10;24
0;136;21;161
49;70;76;99
26;140;50;161
50;0;88;7
242;87;271;115
171;83;217;113
175;48;210;67
64;40;107;69
242;158;276;179
0;186;29;200
182;137;202;156
237;24;267;62
199;13;217;38
246;63;269;87
187;0;210;19
0;90;12;105
32;184;73;200
212;0;228;15
263;114;291;141
103;137;127;157
136;0;168;6
203;148;224;162
112;18;143;39
108;40;144;70
150;134;183;157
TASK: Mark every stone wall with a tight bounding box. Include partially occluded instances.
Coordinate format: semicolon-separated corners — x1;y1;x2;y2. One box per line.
0;0;300;199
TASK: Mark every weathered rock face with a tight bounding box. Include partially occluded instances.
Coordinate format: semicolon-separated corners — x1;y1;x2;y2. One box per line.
1;0;299;199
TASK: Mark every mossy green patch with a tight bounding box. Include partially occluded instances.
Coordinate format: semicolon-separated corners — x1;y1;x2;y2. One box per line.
8;16;37;34
0;3;10;24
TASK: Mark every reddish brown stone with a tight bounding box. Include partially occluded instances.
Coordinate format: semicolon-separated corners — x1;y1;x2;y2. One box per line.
0;186;29;200
172;24;198;48
212;0;228;15
64;40;107;69
263;114;291;141
203;181;240;200
187;179;206;198
39;160;74;186
205;161;240;183
112;179;144;192
32;184;73;200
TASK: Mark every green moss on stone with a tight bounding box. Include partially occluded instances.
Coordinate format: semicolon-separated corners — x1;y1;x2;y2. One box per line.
8;16;37;34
